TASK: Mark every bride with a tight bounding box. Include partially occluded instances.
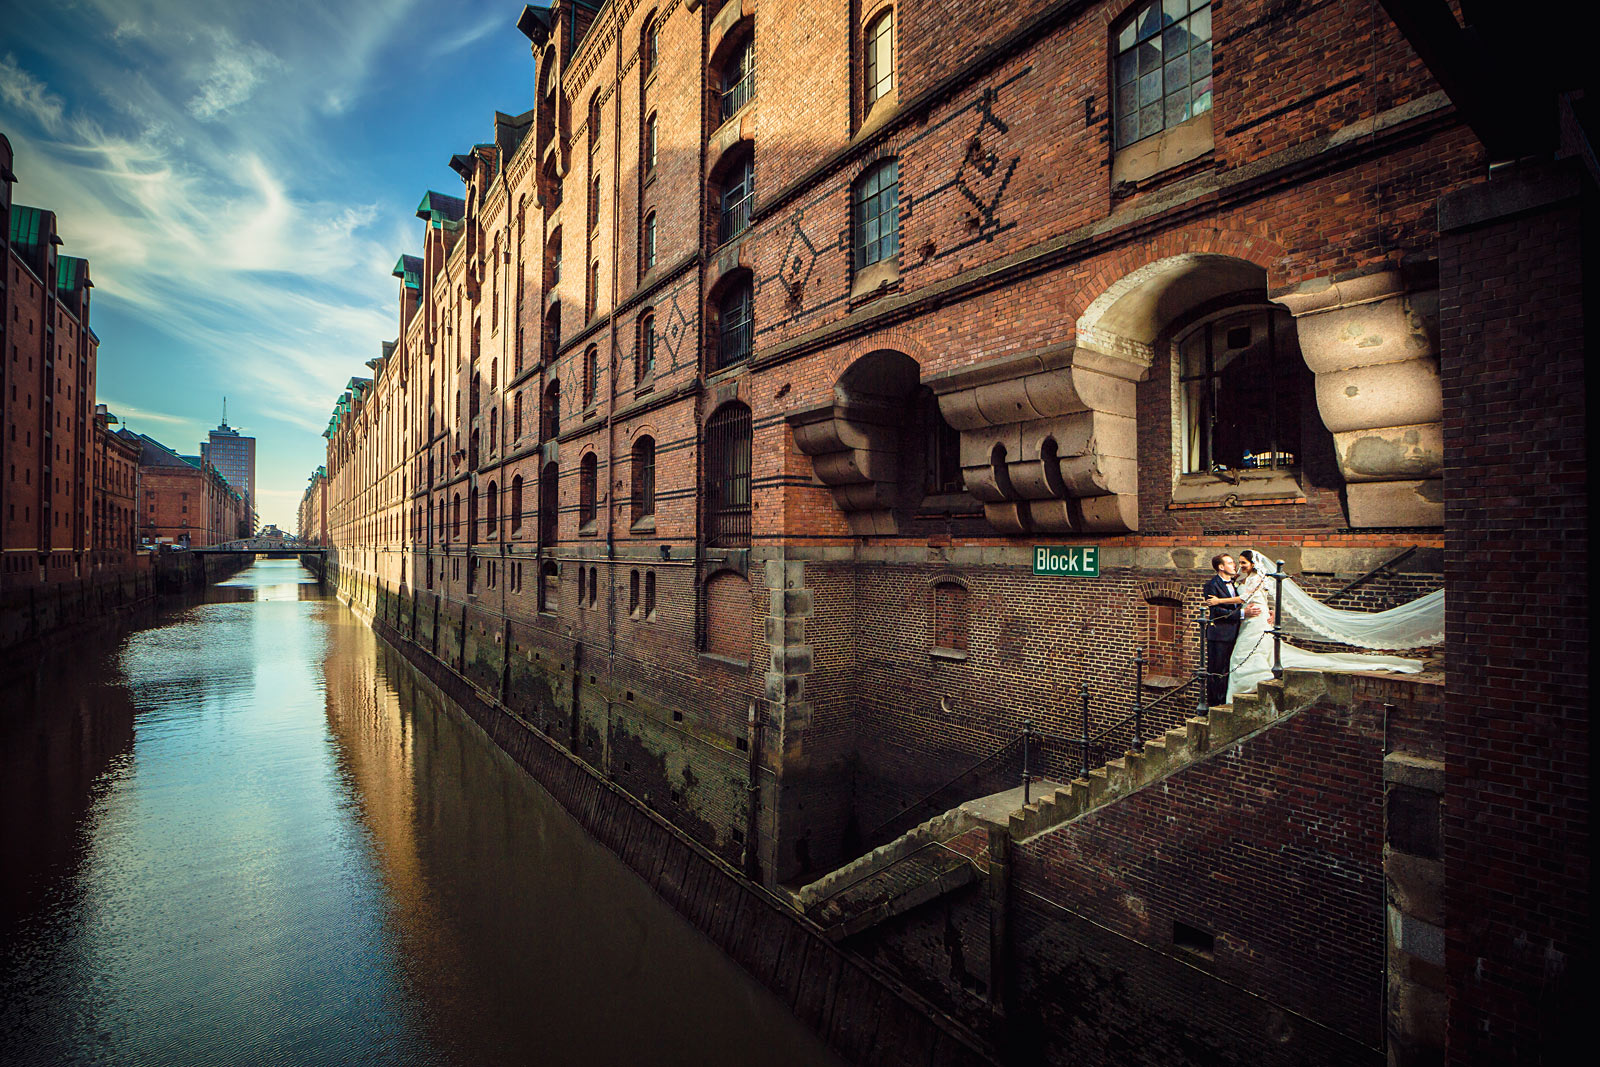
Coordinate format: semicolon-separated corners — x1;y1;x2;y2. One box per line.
1208;549;1435;703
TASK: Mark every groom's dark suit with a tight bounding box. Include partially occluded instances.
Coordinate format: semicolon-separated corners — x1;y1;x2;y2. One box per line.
1203;573;1242;707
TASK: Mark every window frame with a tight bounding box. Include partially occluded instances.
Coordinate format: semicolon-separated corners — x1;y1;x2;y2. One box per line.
863;8;895;112
853;158;900;272
713;276;753;370
704;402;752;547
1112;0;1214;151
631;435;656;526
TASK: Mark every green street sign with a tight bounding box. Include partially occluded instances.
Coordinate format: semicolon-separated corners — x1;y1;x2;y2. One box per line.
1033;545;1099;577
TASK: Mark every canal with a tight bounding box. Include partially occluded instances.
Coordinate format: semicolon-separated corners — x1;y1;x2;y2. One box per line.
1;559;839;1066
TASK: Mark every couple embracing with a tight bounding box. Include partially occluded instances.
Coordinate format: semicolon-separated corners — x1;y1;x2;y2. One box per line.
1202;549;1431;706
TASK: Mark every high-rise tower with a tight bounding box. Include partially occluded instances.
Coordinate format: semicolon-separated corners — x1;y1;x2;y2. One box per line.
201;399;256;527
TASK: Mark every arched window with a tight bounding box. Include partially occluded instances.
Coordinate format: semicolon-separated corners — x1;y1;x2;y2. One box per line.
705;402;751;546
511;474;524;533
486;480;499;535
703;572;750;658
854;159;899;270
1113;0;1213;149
644;570;656;618
540;561;560;613
545;305;561;360
579;452;598;529
717;153;754;244
630;568;641;616
864;8;894;109
588;91;603;149
514;391;523;439
637;311;657;383
642;211;657;271
714;276;753;370
468;485;479;543
588;173;601;235
588;565;598;607
631;436;656;525
452;492;461;538
582;345;599;407
1176;306;1304;475
472;372;481;416
644;113;659;176
932;581;969;653
642;17;659;79
579;564;587;607
586;259;599;320
720;35;754;122
539;461;559;544
542;380;560;439
490;358;498;389
489;409;498;453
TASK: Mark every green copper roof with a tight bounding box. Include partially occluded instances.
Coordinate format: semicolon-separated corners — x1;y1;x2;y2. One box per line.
9;205;50;272
392;254;423;290
56;255;89;294
415;191;465;229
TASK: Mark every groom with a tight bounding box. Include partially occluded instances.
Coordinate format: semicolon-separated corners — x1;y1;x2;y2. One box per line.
1203;554;1243;707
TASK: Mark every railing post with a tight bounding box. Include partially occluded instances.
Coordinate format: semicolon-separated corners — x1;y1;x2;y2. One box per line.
1195;610;1211;717
1079;683;1092;779
1021;719;1033;805
1271;559;1287;680
1131;649;1146;753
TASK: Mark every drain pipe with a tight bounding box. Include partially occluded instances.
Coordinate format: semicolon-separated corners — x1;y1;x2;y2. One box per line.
744;701;762;882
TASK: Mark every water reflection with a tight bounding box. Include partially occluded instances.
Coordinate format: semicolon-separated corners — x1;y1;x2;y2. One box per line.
0;560;837;1066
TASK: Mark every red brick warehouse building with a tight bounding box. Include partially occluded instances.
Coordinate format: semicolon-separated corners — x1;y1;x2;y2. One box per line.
318;3;1587;1063
1;133;140;589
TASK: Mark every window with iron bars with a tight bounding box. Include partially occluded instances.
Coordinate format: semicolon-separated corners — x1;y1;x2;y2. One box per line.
720;37;753;123
714;279;752;370
718;155;754;245
705;402;751;547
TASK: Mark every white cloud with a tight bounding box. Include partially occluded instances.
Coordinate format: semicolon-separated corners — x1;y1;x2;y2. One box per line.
0;52;66;131
187;38;281;120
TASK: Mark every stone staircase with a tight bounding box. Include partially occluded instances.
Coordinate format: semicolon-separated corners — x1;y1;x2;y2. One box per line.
1008;668;1331;840
792;671;1330;935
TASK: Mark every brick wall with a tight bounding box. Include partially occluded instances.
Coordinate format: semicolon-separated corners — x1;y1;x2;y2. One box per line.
1437;161;1588;1060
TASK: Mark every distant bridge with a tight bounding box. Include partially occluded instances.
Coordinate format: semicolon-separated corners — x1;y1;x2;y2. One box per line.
193;537;326;558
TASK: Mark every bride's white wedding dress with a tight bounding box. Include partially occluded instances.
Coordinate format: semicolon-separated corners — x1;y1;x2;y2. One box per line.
1225;565;1428;703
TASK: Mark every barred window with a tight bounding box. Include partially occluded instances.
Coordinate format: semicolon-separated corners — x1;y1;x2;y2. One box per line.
643;211;657;271
579;451;598;528
720;36;753;122
718;154;754;244
642;18;659;79
583;345;599;407
1114;0;1212;150
853;159;899;270
541;379;560;440
705;402;751;547
933;582;969;652
637;311;657;383
864;10;894;108
715;278;753;369
632;435;656;523
539;461;559;544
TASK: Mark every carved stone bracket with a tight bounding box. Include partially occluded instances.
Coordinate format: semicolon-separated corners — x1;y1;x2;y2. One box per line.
926;343;1144;534
789;393;915;536
1277;270;1443;527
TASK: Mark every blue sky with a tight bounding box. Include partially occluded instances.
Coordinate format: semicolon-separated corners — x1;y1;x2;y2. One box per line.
1;0;537;530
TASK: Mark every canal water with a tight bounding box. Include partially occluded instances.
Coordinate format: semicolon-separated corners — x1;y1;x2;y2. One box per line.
1;559;838;1066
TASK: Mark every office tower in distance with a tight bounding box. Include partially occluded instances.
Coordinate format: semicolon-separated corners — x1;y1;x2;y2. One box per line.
201;400;256;528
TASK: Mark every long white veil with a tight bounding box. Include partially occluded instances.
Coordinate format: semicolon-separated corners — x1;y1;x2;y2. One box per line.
1248;548;1444;649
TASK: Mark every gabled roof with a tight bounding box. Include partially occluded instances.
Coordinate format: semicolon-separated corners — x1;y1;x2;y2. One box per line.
415;191;465;229
56;255;90;295
8;205;54;275
392;254;423;290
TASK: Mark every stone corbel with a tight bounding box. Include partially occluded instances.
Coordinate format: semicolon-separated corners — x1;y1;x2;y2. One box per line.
788;393;912;536
927;344;1144;534
1276;270;1443;527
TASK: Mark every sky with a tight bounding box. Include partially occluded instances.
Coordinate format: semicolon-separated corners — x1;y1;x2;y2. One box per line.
1;0;537;531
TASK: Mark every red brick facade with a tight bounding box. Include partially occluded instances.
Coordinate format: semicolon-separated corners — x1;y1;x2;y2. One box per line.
315;4;1586;1061
1;135;133;589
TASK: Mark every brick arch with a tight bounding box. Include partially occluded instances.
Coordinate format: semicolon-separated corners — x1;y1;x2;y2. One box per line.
1139;580;1184;604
